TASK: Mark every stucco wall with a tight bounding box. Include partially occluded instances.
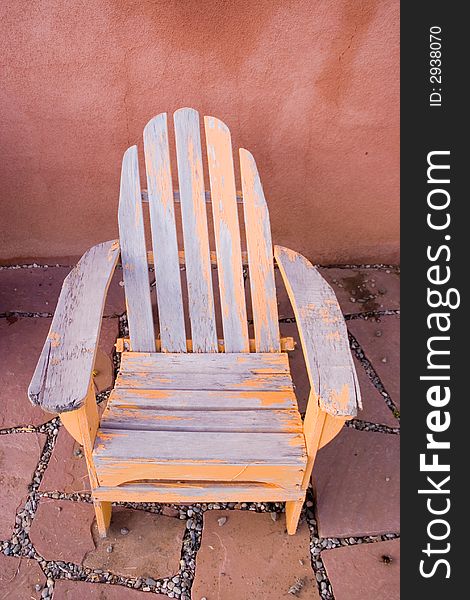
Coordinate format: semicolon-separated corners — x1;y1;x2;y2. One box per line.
0;0;399;264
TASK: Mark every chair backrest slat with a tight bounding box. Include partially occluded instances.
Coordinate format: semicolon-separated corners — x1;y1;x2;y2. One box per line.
144;114;186;352
240;149;280;352
118;146;156;352
204;116;249;352
173;108;218;352
119;109;281;354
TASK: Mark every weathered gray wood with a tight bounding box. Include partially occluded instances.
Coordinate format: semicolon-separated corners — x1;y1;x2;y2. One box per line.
28;240;120;413
240;149;280;352
116;335;295;353
120;351;289;373
174;108;217;352
100;407;303;433
141;189;244;204
118;146;155;352
204;116;249;352
274;245;360;417
93;429;306;465
144;113;186;352
116;371;293;392
107;388;298;411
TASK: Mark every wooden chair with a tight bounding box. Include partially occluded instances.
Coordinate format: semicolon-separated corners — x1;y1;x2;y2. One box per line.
28;108;360;537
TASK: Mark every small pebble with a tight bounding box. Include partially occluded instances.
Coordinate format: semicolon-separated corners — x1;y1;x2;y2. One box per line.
270;512;278;522
106;545;113;553
381;357;388;363
120;527;129;536
217;517;227;527
162;506;179;518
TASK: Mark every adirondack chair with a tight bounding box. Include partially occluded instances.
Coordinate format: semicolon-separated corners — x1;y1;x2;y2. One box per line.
28;108;360;537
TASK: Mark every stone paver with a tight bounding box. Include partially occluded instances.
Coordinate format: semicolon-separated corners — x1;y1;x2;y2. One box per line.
29;499;95;563
279;322;310;413
192;510;320;600
39;427;89;493
0;432;46;539
0;554;46;599
353;357;398;427
348;315;400;408
318;268;400;315
322;539;400;600
93;318;120;392
39;401;103;494
83;507;186;579
312;428;399;538
246;269;295;321
0;317;54;428
0;317;118;429
0;267;125;316
248;267;399;319
275;268;295;320
279;325;397;426
54;580;168;599
30;500;185;579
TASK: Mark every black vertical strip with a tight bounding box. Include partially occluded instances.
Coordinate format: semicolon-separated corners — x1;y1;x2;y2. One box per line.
401;4;465;597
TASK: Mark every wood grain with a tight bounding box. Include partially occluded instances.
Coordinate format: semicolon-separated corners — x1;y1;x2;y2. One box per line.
240;149;280;352
204;115;249;352
274;245;359;417
94;482;304;504
147;249;249;267
116;371;292;392
119;351;290;373
100;407;302;433
174;108;217;352
115;336;296;353
118;146;155;352
107;388;298;411
28;240;120;413
144;113;186;352
93;428;306;488
141;189;244;204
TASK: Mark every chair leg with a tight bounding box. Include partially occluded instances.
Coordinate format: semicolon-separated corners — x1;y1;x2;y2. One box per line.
94;500;112;538
285;495;305;535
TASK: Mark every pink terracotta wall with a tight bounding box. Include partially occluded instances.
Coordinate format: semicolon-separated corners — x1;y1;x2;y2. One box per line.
0;0;399;264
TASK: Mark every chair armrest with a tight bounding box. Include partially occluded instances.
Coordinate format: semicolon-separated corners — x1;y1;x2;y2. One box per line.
274;246;361;418
28;240;120;414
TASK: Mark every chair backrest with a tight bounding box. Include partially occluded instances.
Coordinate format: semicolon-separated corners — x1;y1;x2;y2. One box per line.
118;108;280;354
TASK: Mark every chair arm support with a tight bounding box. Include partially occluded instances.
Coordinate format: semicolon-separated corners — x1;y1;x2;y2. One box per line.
28;240;120;414
274;246;361;418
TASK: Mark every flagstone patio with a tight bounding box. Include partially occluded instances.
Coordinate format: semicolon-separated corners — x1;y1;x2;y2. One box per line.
0;262;400;599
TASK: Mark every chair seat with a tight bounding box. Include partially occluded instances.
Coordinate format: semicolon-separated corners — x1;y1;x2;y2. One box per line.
93;352;307;491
